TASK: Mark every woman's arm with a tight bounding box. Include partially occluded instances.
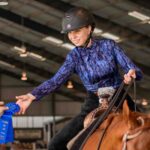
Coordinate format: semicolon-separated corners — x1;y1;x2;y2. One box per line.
16;52;75;114
110;39;143;81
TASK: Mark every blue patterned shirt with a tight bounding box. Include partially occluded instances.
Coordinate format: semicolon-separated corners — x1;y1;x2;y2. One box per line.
31;39;143;100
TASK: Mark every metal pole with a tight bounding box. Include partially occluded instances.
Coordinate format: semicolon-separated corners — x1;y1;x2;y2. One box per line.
51;93;56;136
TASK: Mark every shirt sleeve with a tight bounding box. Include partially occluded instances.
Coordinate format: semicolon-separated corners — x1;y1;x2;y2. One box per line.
31;53;75;100
109;39;143;80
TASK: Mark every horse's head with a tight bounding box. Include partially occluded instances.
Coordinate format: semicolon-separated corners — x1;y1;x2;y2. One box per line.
122;101;150;150
99;100;150;150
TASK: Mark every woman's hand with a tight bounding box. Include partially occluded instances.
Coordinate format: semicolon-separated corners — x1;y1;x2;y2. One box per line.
16;93;36;114
124;69;136;84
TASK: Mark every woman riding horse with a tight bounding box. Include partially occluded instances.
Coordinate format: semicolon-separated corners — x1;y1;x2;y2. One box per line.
16;7;143;150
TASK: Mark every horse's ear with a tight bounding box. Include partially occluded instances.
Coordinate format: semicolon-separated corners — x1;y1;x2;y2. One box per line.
122;100;130;121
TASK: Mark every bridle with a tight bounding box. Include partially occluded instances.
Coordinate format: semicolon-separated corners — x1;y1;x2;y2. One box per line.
122;116;149;150
122;130;142;150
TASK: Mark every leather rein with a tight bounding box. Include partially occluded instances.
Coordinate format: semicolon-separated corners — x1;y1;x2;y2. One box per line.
79;79;136;150
96;80;136;150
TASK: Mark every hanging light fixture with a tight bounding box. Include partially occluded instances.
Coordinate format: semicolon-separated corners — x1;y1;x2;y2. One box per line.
67;81;74;89
19;17;28;57
12;17;28;57
21;71;27;81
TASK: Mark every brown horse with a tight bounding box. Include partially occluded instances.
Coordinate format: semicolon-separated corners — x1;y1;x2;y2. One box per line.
68;101;150;150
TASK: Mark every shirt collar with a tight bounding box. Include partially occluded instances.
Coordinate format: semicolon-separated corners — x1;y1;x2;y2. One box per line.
77;38;97;51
